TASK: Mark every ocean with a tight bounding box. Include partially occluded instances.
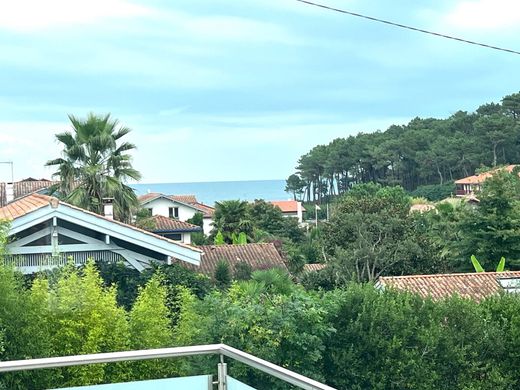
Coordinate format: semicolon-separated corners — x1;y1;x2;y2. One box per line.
131;179;292;206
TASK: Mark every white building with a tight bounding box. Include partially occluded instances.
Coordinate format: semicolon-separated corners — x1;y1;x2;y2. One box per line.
0;194;202;274
139;193;214;236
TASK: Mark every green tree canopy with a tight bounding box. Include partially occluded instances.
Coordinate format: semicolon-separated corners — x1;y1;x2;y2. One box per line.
46;113;141;223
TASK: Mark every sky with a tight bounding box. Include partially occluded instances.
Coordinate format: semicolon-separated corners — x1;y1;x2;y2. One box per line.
0;0;519;183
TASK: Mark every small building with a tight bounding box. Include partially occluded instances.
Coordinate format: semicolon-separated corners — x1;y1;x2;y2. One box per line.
376;271;520;301
177;242;288;278
0;194;202;274
146;215;202;244
270;200;305;223
455;165;518;196
139;193;214;236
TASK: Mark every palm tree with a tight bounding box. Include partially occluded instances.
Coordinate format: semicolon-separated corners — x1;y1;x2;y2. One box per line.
212;200;253;242
46;113;142;223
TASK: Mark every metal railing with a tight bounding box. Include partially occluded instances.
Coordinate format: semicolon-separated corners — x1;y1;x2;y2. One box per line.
0;343;336;390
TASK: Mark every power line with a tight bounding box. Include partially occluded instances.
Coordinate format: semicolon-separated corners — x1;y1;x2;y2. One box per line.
295;0;520;56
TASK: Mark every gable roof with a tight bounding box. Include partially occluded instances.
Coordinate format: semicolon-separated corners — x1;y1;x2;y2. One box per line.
455;165;518;185
178;243;287;277
377;271;520;301
138;193;214;217
0;194;202;265
271;200;305;213
148;215;202;232
0;179;59;207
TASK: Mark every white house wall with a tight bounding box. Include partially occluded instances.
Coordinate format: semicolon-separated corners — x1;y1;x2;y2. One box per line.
146;198;197;221
203;218;212;236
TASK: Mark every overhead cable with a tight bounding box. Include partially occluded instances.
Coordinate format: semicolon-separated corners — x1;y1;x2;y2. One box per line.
295;0;520;56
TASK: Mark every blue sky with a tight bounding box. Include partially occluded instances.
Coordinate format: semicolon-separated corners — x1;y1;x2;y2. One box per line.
0;0;519;183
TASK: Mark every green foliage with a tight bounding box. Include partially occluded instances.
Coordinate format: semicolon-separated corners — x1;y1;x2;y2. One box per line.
471;255;485;272
214;260;231;289
497;256;506;272
458;170;520;270
212;200;252;242
234;261;253;281
471;255;507;273
321;184;440;282
214;230;225;245
186;212;204;228
288;91;520;202
410;182;455;201
46;113;141;222
128;274;175;379
190;231;207;246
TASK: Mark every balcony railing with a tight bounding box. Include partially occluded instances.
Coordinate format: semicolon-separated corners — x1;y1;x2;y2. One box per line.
0;344;336;390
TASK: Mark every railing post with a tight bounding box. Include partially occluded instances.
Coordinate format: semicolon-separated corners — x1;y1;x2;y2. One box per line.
217;354;227;390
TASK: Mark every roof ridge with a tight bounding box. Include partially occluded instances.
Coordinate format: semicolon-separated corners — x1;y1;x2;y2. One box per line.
380;271;520;280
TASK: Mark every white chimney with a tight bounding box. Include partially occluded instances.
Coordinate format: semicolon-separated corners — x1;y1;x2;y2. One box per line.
5;182;14;203
102;198;114;220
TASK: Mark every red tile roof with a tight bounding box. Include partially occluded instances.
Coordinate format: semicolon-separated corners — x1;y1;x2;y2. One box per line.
0;194;202;253
137;192;162;203
270;200;305;213
169;194;198;204
148;215;202;232
190;202;214;217
0;193;51;220
377;271;520;301
178;243;287;277
0;179;59;207
303;263;327;272
455;165;518;185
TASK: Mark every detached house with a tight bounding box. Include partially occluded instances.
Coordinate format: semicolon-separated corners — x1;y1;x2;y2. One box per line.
270;200;305;224
455;165;518;196
0;194;202;274
139;193;214;236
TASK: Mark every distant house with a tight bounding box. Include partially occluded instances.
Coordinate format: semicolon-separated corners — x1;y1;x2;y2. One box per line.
376;271;520;301
138;193;214;235
145;215;202;244
455;165;518;196
177;242;287;278
0;194;202;274
0;178;59;207
270;200;305;223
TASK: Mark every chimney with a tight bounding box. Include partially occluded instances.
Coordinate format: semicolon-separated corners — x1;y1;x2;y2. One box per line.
102;198;114;220
5;182;14;203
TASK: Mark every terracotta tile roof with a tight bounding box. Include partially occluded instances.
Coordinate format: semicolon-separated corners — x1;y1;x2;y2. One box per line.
169;194;198;204
0;193;51;220
270;200;305;213
148;215;202;232
0;194;202;253
190;202;214;217
377;271;520;301
303;263;327;272
138;192;162;203
455;165;518;185
178;243;287;277
0;179;59;207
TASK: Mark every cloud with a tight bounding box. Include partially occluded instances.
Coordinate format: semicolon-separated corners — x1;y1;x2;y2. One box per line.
0;0;152;32
443;0;520;30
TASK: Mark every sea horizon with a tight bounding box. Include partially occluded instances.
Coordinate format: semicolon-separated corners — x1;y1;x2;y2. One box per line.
131;179;292;206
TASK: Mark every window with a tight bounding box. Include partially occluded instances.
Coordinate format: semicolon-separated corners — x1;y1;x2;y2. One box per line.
147;208;153;216
497;277;520;294
169;207;179;219
165;233;182;241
